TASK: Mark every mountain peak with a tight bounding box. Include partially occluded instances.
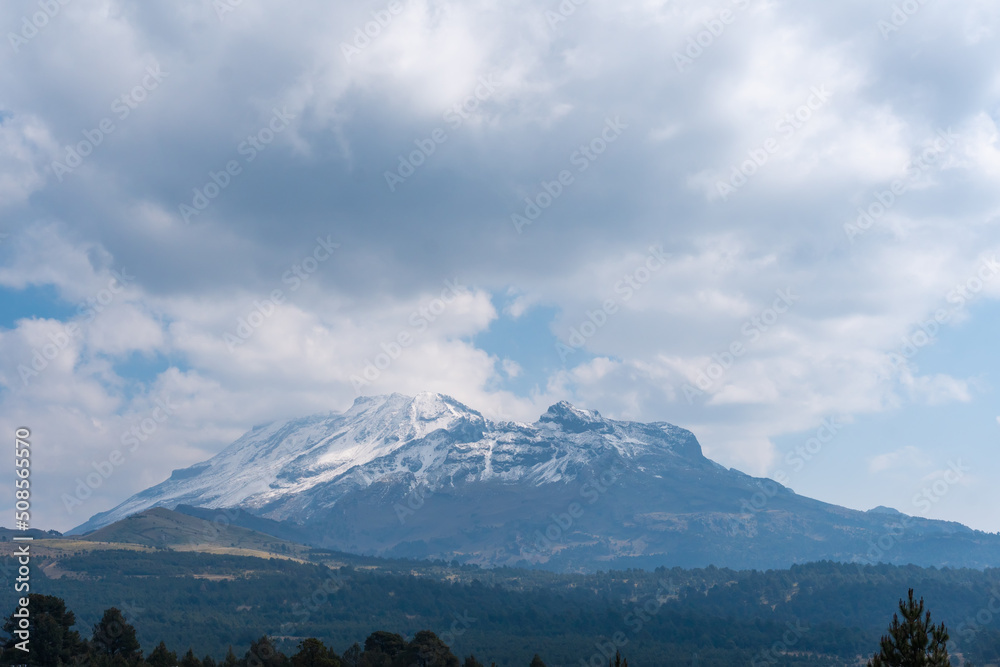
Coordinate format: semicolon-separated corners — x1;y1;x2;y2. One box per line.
538;400;608;433
73;394;704;535
409;391;481;420
343;392;485;443
868;505;903;516
70;394;1000;572
351;392;479;415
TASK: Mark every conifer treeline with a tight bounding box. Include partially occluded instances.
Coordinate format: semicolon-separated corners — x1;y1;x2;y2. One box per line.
0;594;631;667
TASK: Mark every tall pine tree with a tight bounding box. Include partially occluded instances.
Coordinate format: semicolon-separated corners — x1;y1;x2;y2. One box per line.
341;643;362;667
868;589;952;666
1;594;86;666
147;641;178;667
180;648;203;667
89;607;143;666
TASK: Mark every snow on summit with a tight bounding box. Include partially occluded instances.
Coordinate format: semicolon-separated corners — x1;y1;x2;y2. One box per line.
71;393;701;533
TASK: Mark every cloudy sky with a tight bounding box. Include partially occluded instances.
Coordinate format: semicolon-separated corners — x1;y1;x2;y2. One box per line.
1;0;999;534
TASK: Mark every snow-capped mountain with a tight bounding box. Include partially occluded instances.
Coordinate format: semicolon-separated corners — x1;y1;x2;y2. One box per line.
72;393;1000;571
74;392;712;529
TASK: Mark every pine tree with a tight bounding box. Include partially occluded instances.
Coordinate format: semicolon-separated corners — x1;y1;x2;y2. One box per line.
223;646;239;667
1;594;86;666
363;631;406;660
243;636;287;667
463;656;484;667
341;643;362;667
180;647;204;667
292;638;341;667
89;607;142;665
147;641;178;667
868;589;952;666
394;631;459;667
529;655;547;667
609;651;629;667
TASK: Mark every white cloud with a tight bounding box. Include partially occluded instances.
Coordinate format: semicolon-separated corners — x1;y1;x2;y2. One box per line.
869;446;932;475
0;112;57;207
2;0;1000;531
501;358;522;378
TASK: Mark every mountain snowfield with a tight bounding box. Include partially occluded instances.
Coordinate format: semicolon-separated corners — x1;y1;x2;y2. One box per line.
72;393;1000;571
74;392;712;530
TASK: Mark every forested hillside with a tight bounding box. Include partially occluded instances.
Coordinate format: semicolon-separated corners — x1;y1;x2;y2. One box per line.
2;549;1000;665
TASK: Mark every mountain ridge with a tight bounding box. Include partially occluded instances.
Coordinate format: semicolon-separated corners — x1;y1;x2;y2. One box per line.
71;392;1000;571
73;392;713;532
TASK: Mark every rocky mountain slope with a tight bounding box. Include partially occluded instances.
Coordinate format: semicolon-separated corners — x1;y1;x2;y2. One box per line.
71;393;1000;571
